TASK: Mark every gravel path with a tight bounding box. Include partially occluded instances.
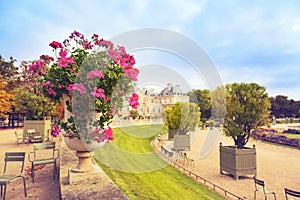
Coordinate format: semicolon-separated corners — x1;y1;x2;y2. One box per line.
0;128;60;200
182;124;300;200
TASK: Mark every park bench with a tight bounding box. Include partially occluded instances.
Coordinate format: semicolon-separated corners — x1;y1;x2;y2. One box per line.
161;146;173;157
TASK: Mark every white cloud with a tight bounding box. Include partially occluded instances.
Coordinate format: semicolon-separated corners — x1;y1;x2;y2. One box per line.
292;23;300;31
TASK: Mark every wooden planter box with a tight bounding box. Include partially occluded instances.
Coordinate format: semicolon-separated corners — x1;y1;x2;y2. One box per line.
23;118;51;142
174;134;190;151
219;143;256;180
168;128;178;140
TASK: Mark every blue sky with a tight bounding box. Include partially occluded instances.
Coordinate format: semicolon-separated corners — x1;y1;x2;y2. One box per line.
1;0;300;99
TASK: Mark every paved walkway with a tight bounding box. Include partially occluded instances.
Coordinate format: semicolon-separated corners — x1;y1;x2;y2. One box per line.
0;128;60;199
176;125;300;199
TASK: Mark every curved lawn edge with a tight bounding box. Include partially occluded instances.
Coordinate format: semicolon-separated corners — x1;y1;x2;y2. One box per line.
94;125;226;200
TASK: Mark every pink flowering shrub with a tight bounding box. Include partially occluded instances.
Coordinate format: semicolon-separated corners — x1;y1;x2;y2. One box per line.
29;30;139;143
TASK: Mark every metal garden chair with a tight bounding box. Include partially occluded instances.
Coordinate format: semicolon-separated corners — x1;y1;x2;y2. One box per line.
285;188;300;200
28;142;59;182
0;152;27;200
254;177;276;200
14;131;29;145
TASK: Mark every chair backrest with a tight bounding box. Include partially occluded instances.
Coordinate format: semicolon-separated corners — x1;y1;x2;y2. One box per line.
285;188;300;199
33;142;56;159
27;129;36;133
254;177;266;192
15;131;22;138
3;152;26;174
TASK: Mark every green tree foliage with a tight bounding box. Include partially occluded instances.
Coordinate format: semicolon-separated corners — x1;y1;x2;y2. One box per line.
269;95;300;118
211;86;226;121
223;83;271;148
0;55;19;90
13;61;60;119
165;102;201;134
129;109;139;119
188;89;211;122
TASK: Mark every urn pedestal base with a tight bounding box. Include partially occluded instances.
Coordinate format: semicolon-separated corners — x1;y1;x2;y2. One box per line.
71;151;96;173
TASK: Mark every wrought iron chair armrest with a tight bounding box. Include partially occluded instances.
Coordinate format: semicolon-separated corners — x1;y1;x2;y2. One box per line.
28;152;36;162
54;149;60;160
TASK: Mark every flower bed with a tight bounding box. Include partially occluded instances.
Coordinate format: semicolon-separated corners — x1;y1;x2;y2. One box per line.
251;128;300;148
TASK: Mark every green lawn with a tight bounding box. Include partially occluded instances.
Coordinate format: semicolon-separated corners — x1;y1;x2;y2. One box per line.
94;125;226;200
285;134;300;139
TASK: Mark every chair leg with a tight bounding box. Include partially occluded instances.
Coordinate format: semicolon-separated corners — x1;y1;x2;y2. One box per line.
31;163;35;182
273;193;276;200
53;163;56;179
254;190;257;200
22;176;27;197
3;185;6;200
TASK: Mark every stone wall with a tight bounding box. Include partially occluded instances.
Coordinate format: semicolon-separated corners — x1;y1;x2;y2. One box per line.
59;140;128;200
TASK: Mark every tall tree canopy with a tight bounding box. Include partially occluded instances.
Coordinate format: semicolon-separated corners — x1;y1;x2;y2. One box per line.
223;83;270;148
165;102;201;134
13;60;60;120
0;55;19;90
269;95;300;118
188;89;211;122
211;86;227;121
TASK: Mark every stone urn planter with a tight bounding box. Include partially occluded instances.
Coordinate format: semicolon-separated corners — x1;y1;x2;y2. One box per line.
219;143;256;180
64;136;106;172
62;94;107;173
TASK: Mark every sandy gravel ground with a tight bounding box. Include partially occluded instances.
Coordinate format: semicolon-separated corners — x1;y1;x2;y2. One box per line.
182;124;300;200
1;123;299;200
0;128;60;200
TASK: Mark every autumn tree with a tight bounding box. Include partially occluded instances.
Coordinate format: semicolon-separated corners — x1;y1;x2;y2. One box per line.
0;75;14;118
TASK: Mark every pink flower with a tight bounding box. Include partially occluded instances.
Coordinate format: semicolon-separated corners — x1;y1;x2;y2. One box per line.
104;126;113;140
89;127;113;143
40;54;54;62
28;59;45;73
129;92;139;109
42;81;51;86
66;84;74;92
51;125;61;137
58;50;76;67
73;83;86;94
107;49;120;60
69;30;82;39
124;68;139;81
49;41;63;49
36;60;45;68
91;87;105;98
46;88;57;96
87;70;104;79
96;38;113;49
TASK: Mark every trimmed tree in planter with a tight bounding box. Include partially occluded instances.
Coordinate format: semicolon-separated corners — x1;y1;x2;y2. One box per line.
220;83;270;180
165;102;200;150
